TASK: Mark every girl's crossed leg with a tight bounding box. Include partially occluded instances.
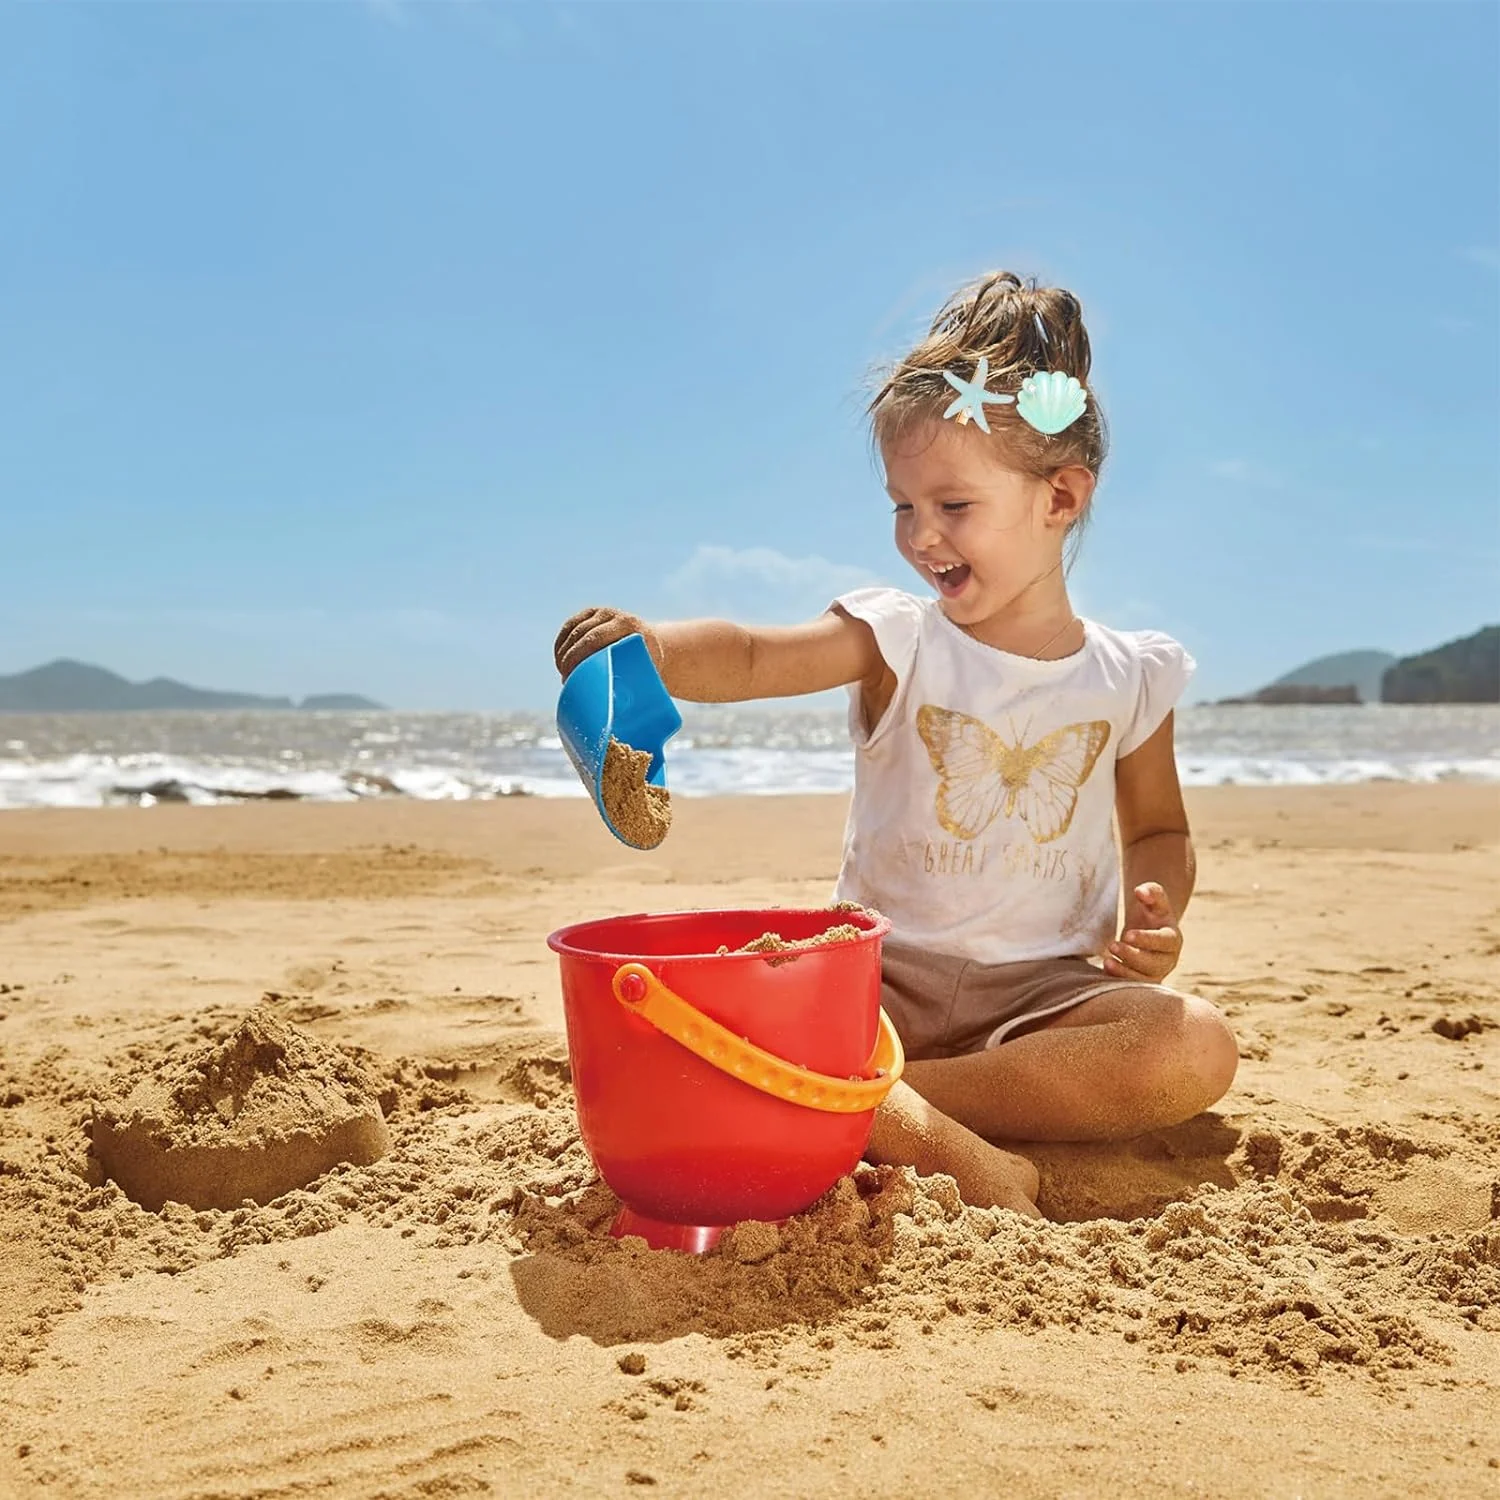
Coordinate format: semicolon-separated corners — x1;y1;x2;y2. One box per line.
866;986;1238;1217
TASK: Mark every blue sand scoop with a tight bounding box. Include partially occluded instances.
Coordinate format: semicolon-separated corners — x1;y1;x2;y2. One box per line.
557;633;682;849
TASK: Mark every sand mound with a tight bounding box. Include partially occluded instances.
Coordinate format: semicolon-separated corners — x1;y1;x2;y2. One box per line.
510;1157;1497;1382
56;1017;1500;1391
15;1001;1498;1395
14;1075;1495;1393
0;1040;590;1372
89;1013;390;1212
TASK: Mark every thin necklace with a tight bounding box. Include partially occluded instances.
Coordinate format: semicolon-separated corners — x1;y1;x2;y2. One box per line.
956;555;1078;659
959;610;1077;659
1027;614;1078;659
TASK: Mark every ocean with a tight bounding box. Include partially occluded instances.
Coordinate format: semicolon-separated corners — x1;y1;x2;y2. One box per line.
0;703;1496;810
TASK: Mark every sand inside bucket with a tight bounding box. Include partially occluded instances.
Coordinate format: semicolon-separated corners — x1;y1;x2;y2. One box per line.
718;924;864;956
90;1011;391;1212
601;737;672;849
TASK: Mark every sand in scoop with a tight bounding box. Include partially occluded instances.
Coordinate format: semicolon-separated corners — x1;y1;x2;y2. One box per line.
90;1012;390;1212
600;737;672;849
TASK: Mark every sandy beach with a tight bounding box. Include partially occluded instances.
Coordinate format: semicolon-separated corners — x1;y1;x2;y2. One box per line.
1;783;1497;1498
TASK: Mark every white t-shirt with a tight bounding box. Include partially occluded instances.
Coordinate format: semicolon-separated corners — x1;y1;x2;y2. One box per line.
831;587;1195;966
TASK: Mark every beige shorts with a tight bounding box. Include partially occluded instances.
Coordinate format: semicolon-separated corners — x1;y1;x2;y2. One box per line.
881;939;1176;1060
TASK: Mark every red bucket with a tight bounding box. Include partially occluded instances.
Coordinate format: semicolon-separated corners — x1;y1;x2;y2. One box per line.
547;908;901;1252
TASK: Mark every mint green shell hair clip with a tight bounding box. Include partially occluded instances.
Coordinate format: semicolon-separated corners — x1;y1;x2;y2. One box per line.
942;360;1088;437
1018;370;1088;435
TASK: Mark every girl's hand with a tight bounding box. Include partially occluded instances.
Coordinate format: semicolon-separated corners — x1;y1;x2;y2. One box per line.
1103;882;1182;983
554;607;662;680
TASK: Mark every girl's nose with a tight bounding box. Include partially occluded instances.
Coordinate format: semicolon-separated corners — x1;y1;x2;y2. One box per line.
909;516;943;550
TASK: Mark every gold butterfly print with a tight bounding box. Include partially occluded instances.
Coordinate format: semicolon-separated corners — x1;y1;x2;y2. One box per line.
916;706;1111;845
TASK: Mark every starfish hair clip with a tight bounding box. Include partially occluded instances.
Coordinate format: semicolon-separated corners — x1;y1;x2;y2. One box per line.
941;358;1088;436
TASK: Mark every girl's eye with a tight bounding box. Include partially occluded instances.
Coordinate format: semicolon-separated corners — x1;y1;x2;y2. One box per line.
941;502;971;515
891;503;912;516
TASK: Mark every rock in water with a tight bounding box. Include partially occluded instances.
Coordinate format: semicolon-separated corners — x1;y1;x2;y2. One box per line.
90;1012;390;1211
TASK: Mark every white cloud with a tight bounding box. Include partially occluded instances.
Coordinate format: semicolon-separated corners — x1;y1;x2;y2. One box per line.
1457;245;1500;273
663;545;886;624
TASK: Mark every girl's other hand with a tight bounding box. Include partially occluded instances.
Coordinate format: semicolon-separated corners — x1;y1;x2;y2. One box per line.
554;607;661;680
1103;882;1183;983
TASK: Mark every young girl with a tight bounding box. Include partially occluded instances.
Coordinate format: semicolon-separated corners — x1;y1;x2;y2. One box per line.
554;270;1238;1217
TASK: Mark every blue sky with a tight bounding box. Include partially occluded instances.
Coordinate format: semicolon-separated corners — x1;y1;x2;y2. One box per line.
2;1;1495;710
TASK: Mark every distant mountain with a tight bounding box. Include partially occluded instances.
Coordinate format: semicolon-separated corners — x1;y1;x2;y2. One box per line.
1269;650;1396;704
1217;648;1394;705
1218;683;1362;706
1382;626;1500;704
0;660;385;713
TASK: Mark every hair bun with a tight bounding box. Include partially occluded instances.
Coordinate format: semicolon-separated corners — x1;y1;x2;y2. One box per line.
869;268;1108;480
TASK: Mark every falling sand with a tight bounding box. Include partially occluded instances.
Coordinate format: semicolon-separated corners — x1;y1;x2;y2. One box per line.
600;737;672;849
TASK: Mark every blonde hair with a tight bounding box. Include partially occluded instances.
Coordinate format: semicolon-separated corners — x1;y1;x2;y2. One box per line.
869;270;1109;483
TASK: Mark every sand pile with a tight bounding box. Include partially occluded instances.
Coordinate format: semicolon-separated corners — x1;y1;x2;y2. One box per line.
43;987;1497;1395
12;1069;1495;1391
600;738;671;848
89;1013;391;1212
511;1155;1499;1382
0;1028;559;1374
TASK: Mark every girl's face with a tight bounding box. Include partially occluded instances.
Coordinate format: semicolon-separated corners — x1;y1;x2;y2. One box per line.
883;419;1090;632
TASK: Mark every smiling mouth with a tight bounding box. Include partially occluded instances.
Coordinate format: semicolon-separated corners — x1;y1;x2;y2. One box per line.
929;562;971;597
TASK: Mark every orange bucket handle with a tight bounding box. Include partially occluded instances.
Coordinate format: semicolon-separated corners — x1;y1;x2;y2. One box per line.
611;962;904;1114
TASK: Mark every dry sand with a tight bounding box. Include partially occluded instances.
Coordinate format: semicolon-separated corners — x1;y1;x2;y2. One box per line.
0;784;1497;1498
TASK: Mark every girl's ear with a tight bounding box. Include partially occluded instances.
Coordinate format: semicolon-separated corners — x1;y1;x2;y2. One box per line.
1046;465;1095;527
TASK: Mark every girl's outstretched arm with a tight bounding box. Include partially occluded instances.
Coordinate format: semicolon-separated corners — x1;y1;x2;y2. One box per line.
554;605;883;704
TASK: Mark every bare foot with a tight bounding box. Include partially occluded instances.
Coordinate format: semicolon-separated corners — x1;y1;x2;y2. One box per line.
867;1081;1041;1218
